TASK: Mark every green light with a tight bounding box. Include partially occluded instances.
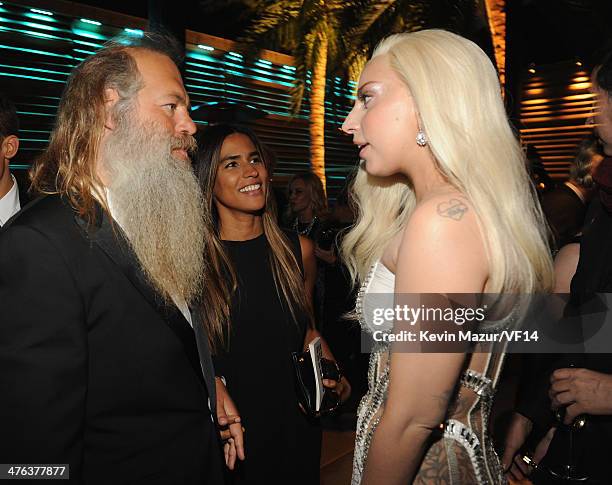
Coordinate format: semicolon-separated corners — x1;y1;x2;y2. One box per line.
187;55;297;86
197;44;214;51
0;71;63;83
184;83;225;95
185;67;224;81
227;51;242;58
186;51;216;63
73;38;103;49
124;28;143;36
80;18;101;26
24;12;57;23
0;63;68;77
0;43;72;59
224;83;292;107
72;28;106;40
269;71;295;83
257;59;272;66
30;8;53;16
282;65;296;71
0;26;59;40
74;48;96;56
17;110;56;117
221;61;294;88
22;128;56;133
22;21;61;32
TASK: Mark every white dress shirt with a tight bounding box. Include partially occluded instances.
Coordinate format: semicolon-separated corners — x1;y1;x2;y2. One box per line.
0;174;20;227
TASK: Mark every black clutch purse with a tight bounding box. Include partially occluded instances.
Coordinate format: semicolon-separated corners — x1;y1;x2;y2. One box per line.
292;337;342;417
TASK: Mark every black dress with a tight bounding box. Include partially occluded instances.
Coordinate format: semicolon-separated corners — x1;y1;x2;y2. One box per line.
213;232;321;484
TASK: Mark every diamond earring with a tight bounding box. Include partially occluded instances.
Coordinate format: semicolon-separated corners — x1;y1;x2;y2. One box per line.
416;130;427;147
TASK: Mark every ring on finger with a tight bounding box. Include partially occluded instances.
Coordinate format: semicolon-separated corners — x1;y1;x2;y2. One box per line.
521;454;537;469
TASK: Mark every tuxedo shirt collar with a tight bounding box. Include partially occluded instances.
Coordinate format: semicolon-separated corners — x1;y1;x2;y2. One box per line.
0;174;20;226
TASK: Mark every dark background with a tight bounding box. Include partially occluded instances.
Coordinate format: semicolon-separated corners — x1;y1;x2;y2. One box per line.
69;0;612;68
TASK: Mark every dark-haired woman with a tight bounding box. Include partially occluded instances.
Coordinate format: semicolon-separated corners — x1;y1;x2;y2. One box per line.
195;124;350;484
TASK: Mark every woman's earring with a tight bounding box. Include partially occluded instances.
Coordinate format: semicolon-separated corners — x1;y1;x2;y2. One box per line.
416;130;427;147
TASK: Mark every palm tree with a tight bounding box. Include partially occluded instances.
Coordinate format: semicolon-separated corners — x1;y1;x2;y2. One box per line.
342;0;479;80
238;0;356;193
240;1;480;191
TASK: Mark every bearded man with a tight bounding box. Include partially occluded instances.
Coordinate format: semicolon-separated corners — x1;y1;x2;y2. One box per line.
0;33;242;484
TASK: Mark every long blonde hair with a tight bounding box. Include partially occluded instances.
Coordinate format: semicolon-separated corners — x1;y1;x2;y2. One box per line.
285;171;330;223
342;30;553;294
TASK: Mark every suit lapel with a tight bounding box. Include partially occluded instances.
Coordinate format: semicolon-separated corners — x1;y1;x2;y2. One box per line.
74;210;206;389
191;309;217;417
18;183;29;209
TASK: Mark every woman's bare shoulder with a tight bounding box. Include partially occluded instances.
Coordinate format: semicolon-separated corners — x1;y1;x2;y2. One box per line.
395;191;488;293
406;191;479;237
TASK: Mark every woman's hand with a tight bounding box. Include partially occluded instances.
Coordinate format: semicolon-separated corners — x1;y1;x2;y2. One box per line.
215;377;246;470
314;245;337;265
506;426;556;482
502;412;533;479
304;329;351;405
323;375;351;403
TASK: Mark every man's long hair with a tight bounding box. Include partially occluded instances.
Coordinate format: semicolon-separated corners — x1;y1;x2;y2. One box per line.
29;32;182;223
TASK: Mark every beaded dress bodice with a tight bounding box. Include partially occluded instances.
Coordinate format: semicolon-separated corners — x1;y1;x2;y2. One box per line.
352;261;508;485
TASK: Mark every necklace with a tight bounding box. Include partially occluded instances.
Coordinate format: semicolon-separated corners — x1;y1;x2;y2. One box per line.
293;216;317;236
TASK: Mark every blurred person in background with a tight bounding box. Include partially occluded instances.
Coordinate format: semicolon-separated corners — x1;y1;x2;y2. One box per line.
503;52;612;485
0;93;25;227
540;134;603;251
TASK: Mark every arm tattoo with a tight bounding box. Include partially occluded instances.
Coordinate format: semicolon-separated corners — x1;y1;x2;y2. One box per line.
414;441;452;485
437;198;468;221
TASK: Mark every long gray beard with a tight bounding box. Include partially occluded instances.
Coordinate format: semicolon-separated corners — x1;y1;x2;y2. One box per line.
102;118;204;305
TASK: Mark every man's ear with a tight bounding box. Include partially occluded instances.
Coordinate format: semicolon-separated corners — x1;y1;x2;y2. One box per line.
1;135;19;159
103;87;120;130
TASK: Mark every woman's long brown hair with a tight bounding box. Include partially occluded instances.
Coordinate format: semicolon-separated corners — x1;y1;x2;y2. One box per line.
195;124;312;351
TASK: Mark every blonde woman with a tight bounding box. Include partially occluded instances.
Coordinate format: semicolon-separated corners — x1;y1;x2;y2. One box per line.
341;30;554;484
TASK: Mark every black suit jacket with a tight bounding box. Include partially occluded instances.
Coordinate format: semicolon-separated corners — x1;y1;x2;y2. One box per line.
540;182;587;249
17;177;29;208
0;195;223;484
